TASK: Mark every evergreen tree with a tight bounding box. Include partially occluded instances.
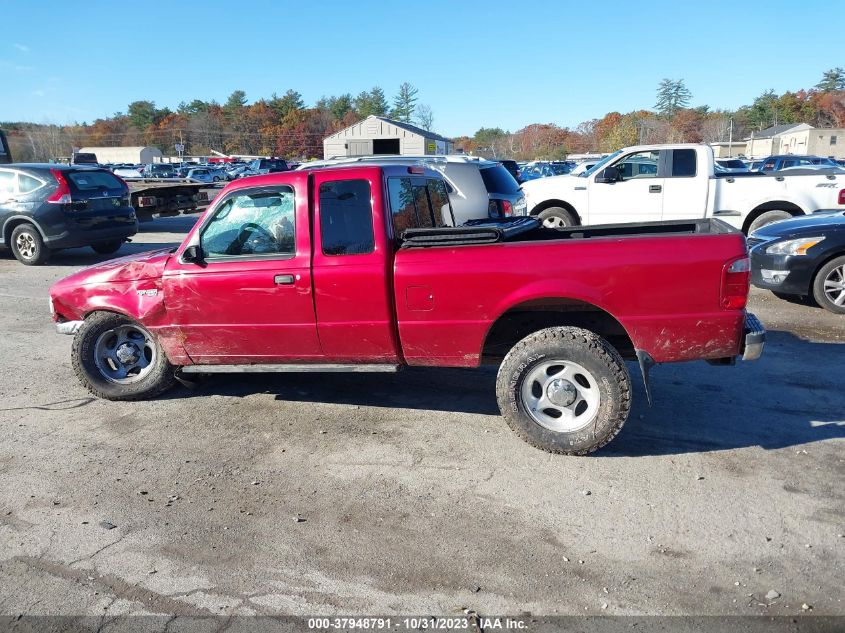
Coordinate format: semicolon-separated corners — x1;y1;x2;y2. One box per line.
815;67;845;92
391;82;418;123
655;79;692;117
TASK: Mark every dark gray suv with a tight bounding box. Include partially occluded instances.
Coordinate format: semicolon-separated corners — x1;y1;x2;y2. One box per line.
0;164;138;265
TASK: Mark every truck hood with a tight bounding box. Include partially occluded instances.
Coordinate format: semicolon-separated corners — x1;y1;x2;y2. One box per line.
54;247;174;289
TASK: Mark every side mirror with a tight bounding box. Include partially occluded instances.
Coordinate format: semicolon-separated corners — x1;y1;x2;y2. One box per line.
595;166;621;183
181;244;204;265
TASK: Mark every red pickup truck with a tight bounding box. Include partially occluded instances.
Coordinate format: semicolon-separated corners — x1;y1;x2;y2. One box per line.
49;164;764;454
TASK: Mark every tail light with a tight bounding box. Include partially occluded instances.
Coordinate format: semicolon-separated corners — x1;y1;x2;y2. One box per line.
137;196;158;207
47;169;72;204
838;189;845;205
487;200;513;219
721;256;750;310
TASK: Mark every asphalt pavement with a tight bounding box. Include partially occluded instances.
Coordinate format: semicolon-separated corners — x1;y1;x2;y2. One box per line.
0;216;842;622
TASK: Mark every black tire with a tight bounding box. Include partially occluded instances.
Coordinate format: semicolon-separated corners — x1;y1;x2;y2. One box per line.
10;223;50;265
812;255;845;315
72;312;176;401
91;240;124;255
496;326;631;455
748;210;793;234
537;207;577;229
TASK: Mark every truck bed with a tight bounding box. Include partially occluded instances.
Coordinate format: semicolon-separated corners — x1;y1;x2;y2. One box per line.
400;217;737;248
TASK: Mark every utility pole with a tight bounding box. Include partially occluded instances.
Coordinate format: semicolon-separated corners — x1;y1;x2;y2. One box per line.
728;118;734;157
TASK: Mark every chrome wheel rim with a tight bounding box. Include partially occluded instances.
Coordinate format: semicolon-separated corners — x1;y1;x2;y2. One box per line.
15;232;37;259
520;360;600;432
542;216;567;229
93;324;156;383
823;265;845;306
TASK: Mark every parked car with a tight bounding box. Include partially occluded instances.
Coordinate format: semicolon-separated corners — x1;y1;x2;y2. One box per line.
49;165;763;454
248;158;289;174
498;159;522;183
758;155;841;172
568;160;602;176
184;168;219;184
113;167;143;179
520;143;845;233
0;164;137;265
71;152;99;166
715;158;749;173
749;211;845;313
298;155;526;225
520;161;576;181
142;164;177;179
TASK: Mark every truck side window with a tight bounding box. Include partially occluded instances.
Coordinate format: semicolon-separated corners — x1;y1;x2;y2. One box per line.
319;179;375;256
200;187;295;259
671;149;697;177
427;178;453;226
616;151;659;179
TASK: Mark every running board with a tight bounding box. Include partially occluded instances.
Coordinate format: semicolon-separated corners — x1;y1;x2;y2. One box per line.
179;363;401;374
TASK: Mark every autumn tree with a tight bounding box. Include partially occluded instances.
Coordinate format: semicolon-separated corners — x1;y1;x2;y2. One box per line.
391;82;418;123
655;79;692;117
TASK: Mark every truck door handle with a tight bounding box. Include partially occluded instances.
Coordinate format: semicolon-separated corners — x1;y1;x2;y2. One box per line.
274;274;295;285
649;185;662;193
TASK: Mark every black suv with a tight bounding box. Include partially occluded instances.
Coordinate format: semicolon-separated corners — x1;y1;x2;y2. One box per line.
0;164;138;265
248;158;289;174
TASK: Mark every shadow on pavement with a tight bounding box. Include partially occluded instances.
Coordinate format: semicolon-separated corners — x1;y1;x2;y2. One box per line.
163;330;843;455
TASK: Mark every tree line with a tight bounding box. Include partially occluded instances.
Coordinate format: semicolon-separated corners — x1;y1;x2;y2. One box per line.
3;69;845;162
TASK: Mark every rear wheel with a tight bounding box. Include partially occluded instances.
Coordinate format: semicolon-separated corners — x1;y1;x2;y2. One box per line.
72;312;176;400
748;210;793;234
496;326;631;454
91;240;124;255
812;255;845;314
10;223;50;265
537;207;577;229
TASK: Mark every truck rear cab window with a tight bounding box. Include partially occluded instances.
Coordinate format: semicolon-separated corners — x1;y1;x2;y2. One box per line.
201;187;296;258
319;179;374;256
671;149;697;177
388;177;453;235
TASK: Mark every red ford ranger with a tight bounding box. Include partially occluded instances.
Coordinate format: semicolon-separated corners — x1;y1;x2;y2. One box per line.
49;164;765;454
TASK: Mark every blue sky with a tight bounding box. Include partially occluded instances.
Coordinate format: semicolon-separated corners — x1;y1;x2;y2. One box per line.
1;0;842;136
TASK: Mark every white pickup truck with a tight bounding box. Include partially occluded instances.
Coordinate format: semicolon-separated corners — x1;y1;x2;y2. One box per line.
520;143;845;233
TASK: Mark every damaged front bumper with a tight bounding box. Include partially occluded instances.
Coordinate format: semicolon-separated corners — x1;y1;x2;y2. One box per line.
741;312;765;361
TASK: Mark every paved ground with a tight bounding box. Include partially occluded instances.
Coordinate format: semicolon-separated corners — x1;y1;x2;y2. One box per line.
0;216;842;621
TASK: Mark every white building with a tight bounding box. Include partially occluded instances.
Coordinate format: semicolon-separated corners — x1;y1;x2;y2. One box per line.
78;146;163;164
323;115;453;159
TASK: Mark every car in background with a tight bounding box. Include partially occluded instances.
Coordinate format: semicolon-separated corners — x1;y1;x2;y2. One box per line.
248;158;289;175
0;164;137;265
568;159;602;176
142;164;177;179
758;155;841;172
297;155;526;225
743;159;766;171
498;159;522;183
749;211;845;314
520;161;575;181
184;167;222;184
113;167;143;179
714;158;749;173
71;153;99;166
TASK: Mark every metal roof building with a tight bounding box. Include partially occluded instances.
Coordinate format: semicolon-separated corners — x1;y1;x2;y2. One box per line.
323;115;453;159
77;146;163;164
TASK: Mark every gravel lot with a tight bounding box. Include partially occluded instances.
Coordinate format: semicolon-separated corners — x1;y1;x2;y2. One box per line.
0;215;842;621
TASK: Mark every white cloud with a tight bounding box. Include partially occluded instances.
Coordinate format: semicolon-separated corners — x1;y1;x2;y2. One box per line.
13;43;31;53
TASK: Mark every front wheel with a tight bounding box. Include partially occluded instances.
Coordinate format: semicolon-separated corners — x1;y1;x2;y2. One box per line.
496;327;631;454
812;255;845;314
72;312;176;400
537;207;577;229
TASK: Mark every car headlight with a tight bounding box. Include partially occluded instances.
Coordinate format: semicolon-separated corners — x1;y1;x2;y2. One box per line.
765;236;825;256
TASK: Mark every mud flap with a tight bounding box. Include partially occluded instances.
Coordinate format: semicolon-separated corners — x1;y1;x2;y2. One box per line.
635;349;655;406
